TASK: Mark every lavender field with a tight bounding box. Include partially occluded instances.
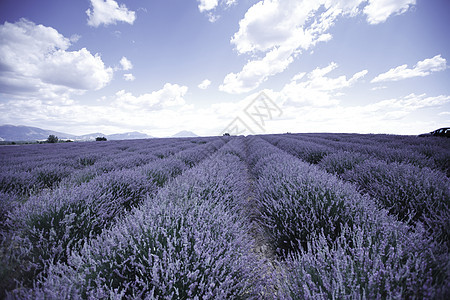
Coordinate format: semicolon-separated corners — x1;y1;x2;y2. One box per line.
0;134;449;299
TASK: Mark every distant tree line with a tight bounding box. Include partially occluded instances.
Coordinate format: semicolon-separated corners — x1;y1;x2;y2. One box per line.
47;135;58;143
43;135;73;144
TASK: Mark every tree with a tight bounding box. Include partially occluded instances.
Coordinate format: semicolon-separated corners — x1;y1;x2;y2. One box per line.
47;135;58;143
96;137;107;141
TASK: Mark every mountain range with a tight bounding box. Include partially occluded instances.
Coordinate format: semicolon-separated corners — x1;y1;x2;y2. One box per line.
0;125;198;141
171;130;199;138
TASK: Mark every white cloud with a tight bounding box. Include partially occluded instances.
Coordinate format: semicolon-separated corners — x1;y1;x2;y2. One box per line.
40;48;113;90
86;0;136;27
123;73;135;81
197;0;238;22
198;79;212;89
240;91;449;135
1;81;448;137
206;13;220;23
280;62;368;107
198;0;219;12
221;0;356;93
0;19;113;98
197;0;237;12
365;93;450;112
221;0;417;94
270;68;448;133
0;83;197;137
114;83;188;110
371;55;447;83
219;45;295;93
120;56;133;70
223;0;237;7
364;0;416;24
262;92;450;135
230;1;315;54
371;85;387;91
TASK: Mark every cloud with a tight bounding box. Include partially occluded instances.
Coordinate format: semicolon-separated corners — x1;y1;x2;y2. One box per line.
371;55;447;83
262;92;450;135
0;83;196;136
365;93;450;112
279;62;368;107
221;0;416;94
220;0;353;93
220;45;296;93
0;19;113;99
206;13;220;23
247;77;448;135
86;0;136;27
198;79;211;89
198;0;219;12
120;56;133;70
197;0;238;22
371;85;387;91
271;67;448;132
364;0;416;24
230;1;322;54
214;64;369;135
1;83;448;137
114;83;188;110
123;73;135;81
39;48;113;90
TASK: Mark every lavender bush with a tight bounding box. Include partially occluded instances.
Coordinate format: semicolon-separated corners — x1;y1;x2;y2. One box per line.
15;146;274;299
1;139;226;294
342;159;450;244
281;225;443;299
0;170;34;196
248;136;449;298
2;168;156;290
26;199;265;299
318;150;369;175
263;135;331;164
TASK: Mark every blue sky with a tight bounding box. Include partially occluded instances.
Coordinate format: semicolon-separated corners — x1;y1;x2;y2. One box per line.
0;0;449;137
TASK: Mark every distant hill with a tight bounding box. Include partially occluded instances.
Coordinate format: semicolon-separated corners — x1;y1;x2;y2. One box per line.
75;133;106;141
0;125;75;141
172;130;199;138
0;125;153;141
107;131;153;140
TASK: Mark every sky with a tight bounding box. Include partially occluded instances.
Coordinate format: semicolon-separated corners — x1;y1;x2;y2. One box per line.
0;0;449;137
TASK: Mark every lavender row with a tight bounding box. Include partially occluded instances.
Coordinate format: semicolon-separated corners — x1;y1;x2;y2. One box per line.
0;137;210;179
0;138;205;198
290;132;449;154
261;135;331;165
317;133;450;175
268;134;449;245
313;132;450;154
0;139;205;235
0;138;227;295
338;158;450;245
264;135;450;245
62;137;225;188
286;133;450;175
0;137;188;170
247;136;448;298
271;134;438;170
13;138;273;299
0;137;223;222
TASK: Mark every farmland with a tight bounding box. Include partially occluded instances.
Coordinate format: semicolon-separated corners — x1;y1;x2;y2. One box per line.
0;134;449;299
